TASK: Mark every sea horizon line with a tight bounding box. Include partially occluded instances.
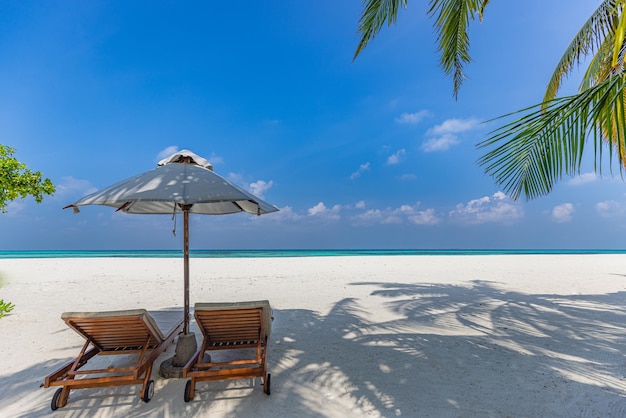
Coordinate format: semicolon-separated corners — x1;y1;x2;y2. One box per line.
1;249;626;259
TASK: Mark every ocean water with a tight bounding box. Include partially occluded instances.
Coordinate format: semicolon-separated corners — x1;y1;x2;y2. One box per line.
0;249;625;259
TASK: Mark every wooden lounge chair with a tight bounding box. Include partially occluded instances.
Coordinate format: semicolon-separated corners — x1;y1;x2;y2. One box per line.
182;300;272;402
43;309;183;410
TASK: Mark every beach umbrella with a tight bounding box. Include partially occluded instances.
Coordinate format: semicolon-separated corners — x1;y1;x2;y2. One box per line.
64;150;279;335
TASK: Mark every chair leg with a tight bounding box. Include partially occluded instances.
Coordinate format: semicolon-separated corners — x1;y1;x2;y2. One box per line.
184;378;195;402
263;373;271;395
57;386;70;409
140;364;154;402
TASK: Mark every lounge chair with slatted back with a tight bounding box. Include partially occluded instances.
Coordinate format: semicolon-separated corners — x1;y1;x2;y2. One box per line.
43;309;183;410
182;300;272;401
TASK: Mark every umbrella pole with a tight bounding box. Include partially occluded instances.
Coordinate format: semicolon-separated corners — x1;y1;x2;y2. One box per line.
183;207;190;335
160;205;197;376
160;206;197;376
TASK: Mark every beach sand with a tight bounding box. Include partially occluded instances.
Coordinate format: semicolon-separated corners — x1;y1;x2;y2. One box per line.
1;255;626;417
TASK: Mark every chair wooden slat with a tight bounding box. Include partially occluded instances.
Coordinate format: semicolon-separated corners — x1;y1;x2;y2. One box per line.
43;309;183;410
182;301;272;401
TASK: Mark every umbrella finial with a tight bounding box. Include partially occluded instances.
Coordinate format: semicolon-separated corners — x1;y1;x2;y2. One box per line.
158;150;213;170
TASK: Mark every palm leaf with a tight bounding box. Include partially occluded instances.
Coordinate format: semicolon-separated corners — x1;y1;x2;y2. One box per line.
478;75;626;200
354;0;408;60
354;0;490;98
544;0;620;103
579;34;615;91
612;4;626;67
428;0;491;98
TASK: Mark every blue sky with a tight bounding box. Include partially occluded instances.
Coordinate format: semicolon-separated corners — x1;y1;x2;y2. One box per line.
1;1;622;250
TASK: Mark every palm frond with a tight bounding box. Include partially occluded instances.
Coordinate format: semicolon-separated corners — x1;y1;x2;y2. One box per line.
544;0;619;103
579;34;615;91
478;75;626;200
354;0;409;60
428;0;491;98
612;5;626;67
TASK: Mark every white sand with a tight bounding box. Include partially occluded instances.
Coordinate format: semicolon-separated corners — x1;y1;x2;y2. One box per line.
1;255;626;417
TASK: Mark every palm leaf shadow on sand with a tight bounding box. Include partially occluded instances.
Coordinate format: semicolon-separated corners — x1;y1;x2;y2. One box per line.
202;279;626;417
342;280;626;416
6;281;626;417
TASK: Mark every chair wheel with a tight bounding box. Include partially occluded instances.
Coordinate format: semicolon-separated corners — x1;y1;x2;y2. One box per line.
264;373;271;395
184;380;193;402
51;388;63;411
142;380;155;403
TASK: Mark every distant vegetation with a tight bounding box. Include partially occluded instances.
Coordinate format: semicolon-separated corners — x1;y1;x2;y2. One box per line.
0;273;15;318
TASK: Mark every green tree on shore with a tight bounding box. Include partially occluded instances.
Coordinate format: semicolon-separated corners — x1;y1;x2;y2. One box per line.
354;0;626;200
0;145;55;213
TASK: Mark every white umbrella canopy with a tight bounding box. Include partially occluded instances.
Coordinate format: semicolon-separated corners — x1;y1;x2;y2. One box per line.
65;150;279;335
67;149;277;216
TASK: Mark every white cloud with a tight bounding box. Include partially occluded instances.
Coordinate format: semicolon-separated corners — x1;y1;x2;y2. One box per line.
157;146;179;160
422;118;480;153
226;174;273;198
350;162;370;179
396;204;416;214
249;180;273;198
308;202;341;220
308;202;327;216
395;110;431;124
356;209;384;222
427;118;480;135
552;203;575;223
595;200;626;218
449;191;523;224
381;216;403;224
207;152;223;165
382;205;414;224
421;134;460;152
228;172;244;183
55;176;98;198
257;199;443;226
409;208;440;225
568;172;597;186
331;204;343;213
353;202;440;225
387;149;406;165
261;205;302;221
3;201;26;217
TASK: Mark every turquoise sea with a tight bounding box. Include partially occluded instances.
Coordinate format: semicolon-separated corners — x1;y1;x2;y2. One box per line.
1;249;626;259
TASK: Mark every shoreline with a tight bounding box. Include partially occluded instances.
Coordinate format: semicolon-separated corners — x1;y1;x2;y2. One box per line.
3;248;626;259
2;255;626;417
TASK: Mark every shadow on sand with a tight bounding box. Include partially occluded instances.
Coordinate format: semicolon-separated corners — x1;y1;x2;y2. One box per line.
4;280;626;416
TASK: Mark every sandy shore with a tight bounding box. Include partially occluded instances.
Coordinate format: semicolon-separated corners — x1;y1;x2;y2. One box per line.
1;255;626;417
